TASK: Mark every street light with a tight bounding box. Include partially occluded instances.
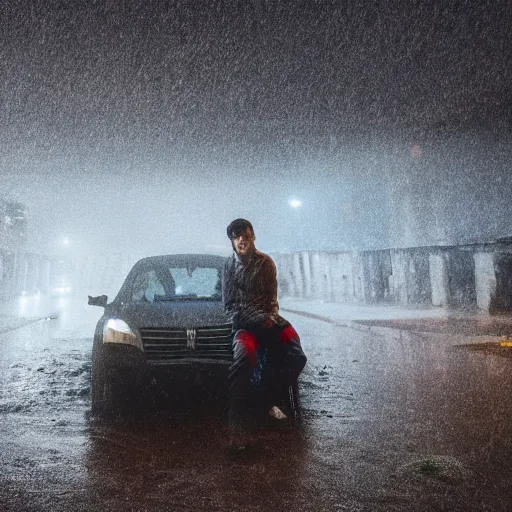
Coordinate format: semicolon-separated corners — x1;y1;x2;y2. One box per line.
287;198;305;251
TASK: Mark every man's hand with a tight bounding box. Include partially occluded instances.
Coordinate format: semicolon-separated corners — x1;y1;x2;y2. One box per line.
262;318;275;329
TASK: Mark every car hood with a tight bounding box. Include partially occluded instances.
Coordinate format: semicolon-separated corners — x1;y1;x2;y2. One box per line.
113;300;231;329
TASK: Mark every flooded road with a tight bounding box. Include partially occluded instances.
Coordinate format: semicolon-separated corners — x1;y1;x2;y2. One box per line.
1;299;512;511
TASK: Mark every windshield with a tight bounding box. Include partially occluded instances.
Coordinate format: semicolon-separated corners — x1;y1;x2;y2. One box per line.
130;265;221;302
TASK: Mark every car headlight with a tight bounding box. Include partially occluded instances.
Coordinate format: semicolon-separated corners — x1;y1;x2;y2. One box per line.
103;318;138;346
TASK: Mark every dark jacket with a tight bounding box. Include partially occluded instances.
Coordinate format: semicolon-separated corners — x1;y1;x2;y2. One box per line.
222;250;283;331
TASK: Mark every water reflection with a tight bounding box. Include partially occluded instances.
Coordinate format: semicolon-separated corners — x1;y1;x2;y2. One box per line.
349;328;512;507
288;318;512;509
358;329;512;463
85;399;310;510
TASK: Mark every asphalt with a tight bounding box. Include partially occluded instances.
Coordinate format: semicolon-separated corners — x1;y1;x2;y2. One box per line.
0;294;60;334
2;293;512;340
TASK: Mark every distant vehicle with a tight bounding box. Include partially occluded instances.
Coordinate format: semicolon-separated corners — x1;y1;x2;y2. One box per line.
88;254;232;414
51;279;73;297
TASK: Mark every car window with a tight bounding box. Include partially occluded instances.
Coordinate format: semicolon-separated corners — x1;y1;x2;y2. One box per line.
168;266;221;299
131;269;166;302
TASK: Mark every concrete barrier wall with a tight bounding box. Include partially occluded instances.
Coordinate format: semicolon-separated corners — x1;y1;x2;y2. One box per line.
429;253;448;307
0;248;136;301
474;252;496;311
0;250;52;298
273;250;356;302
274;242;512;313
490;252;512;313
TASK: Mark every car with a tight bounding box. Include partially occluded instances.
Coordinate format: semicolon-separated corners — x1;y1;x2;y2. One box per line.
88;252;302;421
88;254;233;414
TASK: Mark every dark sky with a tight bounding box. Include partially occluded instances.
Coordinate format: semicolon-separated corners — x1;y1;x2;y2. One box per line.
1;0;511;254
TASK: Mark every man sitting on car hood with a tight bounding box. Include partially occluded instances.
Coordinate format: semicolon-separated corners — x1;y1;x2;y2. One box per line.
222;218;307;442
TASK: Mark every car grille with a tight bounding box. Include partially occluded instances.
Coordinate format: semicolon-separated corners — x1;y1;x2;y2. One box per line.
140;324;233;364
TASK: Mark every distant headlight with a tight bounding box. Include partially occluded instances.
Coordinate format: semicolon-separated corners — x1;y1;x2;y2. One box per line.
103;318;138;346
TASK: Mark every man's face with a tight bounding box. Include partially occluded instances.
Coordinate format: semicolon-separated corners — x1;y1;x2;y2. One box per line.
231;228;255;257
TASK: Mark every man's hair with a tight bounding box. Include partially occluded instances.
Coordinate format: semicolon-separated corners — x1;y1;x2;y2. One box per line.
226;218;254;239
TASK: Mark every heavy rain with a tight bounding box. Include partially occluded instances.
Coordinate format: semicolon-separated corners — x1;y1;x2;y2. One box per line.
1;1;512;511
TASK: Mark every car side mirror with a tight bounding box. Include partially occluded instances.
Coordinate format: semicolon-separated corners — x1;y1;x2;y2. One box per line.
88;295;108;307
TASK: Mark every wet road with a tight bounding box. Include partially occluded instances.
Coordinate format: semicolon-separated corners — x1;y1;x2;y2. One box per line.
1;300;512;511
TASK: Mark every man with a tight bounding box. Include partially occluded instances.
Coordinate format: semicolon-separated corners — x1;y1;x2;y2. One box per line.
222;218;307;435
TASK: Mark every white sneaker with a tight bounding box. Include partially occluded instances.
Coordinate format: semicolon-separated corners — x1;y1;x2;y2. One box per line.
269;405;288;420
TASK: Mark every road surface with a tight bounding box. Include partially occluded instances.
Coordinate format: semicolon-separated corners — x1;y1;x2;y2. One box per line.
1;298;512;511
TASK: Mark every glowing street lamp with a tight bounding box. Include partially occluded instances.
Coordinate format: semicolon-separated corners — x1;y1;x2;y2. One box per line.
288;198;303;209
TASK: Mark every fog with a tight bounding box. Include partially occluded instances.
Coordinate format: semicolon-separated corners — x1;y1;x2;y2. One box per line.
1;1;511;261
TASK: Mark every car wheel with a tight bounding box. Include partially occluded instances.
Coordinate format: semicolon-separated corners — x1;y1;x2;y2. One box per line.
92;358;141;416
91;355;116;415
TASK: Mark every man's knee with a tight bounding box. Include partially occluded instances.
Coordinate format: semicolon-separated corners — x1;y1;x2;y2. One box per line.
279;324;299;344
232;329;260;368
278;324;306;374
